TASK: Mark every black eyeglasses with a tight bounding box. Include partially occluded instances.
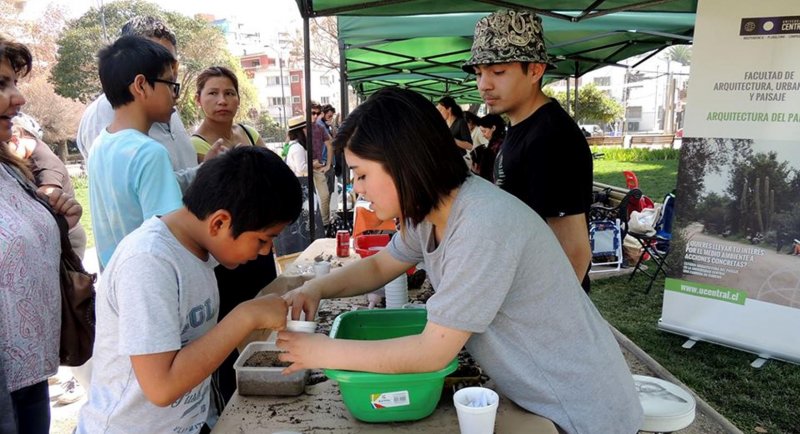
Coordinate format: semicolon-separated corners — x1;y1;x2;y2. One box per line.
149;78;181;99
311;111;320;115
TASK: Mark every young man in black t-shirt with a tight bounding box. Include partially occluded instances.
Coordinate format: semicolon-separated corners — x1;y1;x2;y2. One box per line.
463;9;593;292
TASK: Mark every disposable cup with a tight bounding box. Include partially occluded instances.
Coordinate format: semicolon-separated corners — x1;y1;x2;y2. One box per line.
286;319;317;333
453;387;499;434
313;261;331;276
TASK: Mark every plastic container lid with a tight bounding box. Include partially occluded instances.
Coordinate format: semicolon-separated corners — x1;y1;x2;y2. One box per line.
634;375;696;432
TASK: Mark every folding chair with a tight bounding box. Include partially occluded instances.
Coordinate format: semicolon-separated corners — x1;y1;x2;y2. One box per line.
628;192;676;293
589;218;623;273
623;170;639;189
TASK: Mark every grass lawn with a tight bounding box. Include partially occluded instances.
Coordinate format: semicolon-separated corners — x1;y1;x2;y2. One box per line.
71;175;93;249
593;158;679;201
591;275;800;433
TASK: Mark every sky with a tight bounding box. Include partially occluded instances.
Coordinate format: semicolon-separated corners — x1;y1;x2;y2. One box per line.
21;0;304;37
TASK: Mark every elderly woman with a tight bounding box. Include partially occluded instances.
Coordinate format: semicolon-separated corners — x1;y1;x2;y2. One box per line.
0;33;82;434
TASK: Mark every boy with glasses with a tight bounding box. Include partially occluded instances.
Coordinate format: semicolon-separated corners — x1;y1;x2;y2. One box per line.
77;16;205;192
87;35;184;270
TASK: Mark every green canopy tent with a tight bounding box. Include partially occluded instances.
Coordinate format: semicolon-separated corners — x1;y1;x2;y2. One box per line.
296;0;697;21
293;0;697;239
339;12;695;103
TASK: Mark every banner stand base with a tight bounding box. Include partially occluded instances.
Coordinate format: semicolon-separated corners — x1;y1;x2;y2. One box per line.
681;339;698;349
750;357;769;369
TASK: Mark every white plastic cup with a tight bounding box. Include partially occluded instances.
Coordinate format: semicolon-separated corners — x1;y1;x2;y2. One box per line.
286;319;317;333
313;261;331;276
453;387;499;434
384;274;408;309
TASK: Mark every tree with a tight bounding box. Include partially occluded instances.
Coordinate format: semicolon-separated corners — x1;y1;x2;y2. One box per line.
19;75;85;155
543;82;623;126
1;0;84;158
726;151;795;235
664;45;692;66
50;0;258;126
289;16;338;73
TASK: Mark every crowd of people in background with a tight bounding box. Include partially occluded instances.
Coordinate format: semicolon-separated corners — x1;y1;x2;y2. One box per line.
1;8;644;434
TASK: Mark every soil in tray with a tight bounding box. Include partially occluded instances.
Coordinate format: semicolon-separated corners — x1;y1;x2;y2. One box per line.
244;351;291;368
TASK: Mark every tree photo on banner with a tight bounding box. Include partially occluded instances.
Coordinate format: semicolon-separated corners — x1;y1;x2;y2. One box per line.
664;0;800;364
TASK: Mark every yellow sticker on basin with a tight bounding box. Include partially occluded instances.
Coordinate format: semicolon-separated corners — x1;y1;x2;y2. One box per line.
370;391;410;409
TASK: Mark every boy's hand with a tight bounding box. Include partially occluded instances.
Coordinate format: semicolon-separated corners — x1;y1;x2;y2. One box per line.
275;331;331;374
283;284;323;321
238;294;289;331
36;186;82;228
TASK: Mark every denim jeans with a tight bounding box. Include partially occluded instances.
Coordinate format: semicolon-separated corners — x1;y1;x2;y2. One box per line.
10;380;50;434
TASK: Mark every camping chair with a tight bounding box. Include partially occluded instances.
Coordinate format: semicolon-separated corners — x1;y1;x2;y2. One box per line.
628;192;676;293
623;170;639;189
589;219;623;273
588;188;642;274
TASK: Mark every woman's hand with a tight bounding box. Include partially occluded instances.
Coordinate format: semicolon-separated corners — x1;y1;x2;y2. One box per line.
282;283;323;321
276;331;331;374
203;138;228;162
36;186;81;228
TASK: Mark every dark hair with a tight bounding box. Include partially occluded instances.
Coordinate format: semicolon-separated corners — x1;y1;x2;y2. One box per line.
310;101;321;111
436;96;464;118
321;104;335;114
196;66;239;96
184;147;302;237
98;36;176;108
0;33;32;78
288;128;307;149
120;16;177;48
334;87;468;226
463;111;480;127
478;114;506;142
0;35;33;180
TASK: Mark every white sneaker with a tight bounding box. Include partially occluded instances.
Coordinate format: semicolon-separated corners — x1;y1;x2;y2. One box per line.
48;383;65;400
56;378;85;405
48;366;72;385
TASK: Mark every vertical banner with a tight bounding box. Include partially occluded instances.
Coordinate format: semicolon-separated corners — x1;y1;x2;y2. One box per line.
662;0;800;363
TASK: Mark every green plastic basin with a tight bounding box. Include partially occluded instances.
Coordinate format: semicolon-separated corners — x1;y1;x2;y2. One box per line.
325;309;458;423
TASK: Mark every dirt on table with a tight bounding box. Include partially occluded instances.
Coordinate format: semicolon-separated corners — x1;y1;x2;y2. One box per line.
244;351;291;368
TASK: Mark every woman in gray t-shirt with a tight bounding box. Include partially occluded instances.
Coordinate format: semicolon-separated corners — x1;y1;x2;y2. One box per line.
278;87;643;434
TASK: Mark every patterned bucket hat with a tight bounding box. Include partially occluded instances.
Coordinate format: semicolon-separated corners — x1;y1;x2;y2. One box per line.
462;9;556;73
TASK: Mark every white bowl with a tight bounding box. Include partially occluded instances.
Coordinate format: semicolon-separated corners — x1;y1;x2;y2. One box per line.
286;319;318;333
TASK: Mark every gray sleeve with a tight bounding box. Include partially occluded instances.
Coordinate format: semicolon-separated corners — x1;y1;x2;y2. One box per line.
386;227;425;265
174;166;198;193
77;96;113;161
426;225;524;334
112;254;183;356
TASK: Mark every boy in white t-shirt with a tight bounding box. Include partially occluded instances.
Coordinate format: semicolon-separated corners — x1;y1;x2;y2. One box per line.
77;146;303;434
